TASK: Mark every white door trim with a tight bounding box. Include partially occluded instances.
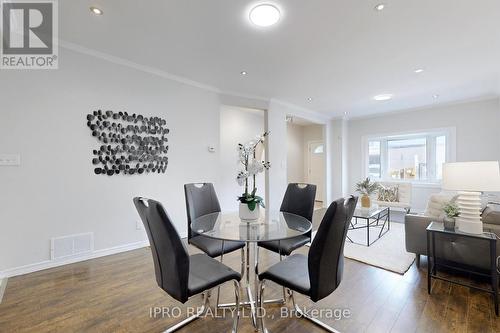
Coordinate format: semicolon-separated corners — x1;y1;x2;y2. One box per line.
0;278;7;304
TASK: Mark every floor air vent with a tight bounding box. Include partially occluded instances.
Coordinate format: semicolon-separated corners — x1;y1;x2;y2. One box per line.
51;233;94;260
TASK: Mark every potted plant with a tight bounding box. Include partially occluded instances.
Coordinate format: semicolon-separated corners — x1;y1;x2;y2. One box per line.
355;177;380;208
443;202;460;230
236;132;271;221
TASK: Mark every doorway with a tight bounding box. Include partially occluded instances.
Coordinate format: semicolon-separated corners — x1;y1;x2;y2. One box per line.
286;116;326;208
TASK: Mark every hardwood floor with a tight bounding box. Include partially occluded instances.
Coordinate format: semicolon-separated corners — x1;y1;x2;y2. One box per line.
0;245;499;333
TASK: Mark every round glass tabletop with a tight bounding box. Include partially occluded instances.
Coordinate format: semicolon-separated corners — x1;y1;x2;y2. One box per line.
191;211;312;242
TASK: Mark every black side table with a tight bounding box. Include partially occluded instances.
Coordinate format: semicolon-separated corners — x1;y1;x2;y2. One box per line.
426;221;498;316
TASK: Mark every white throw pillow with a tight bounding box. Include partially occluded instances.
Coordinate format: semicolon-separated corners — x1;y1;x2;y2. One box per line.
424;193;456;219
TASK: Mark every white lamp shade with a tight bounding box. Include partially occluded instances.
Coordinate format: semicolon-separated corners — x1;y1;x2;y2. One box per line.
442;161;500;192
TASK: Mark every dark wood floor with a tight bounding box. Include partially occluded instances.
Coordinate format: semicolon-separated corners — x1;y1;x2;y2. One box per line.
1;243;499;333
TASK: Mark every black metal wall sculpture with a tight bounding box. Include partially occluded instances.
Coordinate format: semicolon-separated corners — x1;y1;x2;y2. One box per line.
86;110;169;176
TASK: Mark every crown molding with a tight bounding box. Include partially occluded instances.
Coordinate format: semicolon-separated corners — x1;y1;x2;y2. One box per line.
345;95;500;121
269;98;329;124
60;40;222;93
59;40;330;120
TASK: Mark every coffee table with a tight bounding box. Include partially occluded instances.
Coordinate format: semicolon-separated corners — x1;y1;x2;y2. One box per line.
348;206;390;246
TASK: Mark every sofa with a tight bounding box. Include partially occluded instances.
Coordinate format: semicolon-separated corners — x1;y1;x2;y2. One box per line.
405;194;500;270
373;181;412;213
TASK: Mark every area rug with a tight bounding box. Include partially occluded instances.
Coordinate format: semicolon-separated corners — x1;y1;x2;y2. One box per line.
309;209;415;274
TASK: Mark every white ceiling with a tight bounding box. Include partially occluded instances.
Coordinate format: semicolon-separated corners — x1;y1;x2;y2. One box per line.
59;0;500;118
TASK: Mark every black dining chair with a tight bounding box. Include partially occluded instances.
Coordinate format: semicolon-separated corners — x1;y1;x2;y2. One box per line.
184;183;246;306
257;196;358;333
257;183;316;302
133;197;241;333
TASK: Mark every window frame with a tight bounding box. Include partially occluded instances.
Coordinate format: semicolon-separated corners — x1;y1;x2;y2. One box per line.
362;127;456;186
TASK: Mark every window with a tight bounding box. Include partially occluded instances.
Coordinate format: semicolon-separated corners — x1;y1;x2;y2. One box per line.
387;137;427;180
435;135;446;180
313;144;324;154
365;130;452;183
368;141;381;178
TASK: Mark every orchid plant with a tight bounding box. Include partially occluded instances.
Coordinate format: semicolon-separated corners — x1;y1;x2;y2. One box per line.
236;132;271;211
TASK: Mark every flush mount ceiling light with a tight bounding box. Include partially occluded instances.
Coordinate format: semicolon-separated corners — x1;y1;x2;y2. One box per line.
249;4;281;27
433;94;440;99
307;97;313;102
240;71;248;75
373;94;393;101
414;68;424;73
90;6;103;15
374;3;386;11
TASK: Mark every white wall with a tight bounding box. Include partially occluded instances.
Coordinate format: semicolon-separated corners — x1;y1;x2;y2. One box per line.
0;48;221;273
328;118;348;201
347;98;500;211
266;101;289;213
286;123;305;183
219;106;265;211
0;51;330;276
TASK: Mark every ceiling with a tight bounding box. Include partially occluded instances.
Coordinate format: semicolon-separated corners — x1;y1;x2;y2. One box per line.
59;1;500;118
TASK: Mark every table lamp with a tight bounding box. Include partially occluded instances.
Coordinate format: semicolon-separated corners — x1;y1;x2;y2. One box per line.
442;161;500;234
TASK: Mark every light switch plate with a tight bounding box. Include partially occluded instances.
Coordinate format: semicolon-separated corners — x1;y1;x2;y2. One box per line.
0;154;21;166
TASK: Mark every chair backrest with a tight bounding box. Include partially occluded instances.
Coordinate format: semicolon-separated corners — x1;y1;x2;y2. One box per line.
308;196;358;302
184;183;221;239
133;197;190;303
280;183;317;222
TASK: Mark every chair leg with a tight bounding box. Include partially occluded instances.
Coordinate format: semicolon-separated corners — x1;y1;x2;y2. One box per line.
258;280;268;333
164;292;209;333
216;252;223;309
259;250;286;305
416;254;420;268
216;241;226;310
289;291;341;333
280;254;287;303
241;247;246;279
232;280;241;333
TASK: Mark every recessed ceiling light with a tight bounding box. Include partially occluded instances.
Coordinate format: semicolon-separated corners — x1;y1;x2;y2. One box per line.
373;94;393;101
374;3;385;11
249;4;281;27
90;7;103;15
307;97;313;102
240;71;247;75
414;68;424;73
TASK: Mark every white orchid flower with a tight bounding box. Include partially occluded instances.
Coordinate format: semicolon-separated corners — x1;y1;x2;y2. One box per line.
247;160;265;175
236;171;249;186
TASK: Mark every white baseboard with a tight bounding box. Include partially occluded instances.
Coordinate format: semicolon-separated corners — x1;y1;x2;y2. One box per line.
0;240;150;279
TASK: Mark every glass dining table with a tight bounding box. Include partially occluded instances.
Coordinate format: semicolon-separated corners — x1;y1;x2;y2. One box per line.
192;211;312;328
